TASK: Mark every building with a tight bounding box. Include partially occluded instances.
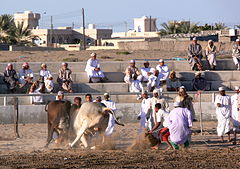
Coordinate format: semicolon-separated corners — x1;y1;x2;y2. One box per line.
14;11;40;29
134;16;157;32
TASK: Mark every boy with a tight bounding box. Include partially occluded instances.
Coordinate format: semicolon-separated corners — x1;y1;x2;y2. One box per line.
149;103;173;150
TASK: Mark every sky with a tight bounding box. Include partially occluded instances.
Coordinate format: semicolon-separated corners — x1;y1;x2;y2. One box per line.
1;0;240;32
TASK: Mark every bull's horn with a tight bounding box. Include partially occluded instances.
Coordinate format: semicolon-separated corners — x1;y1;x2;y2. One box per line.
103;107;125;126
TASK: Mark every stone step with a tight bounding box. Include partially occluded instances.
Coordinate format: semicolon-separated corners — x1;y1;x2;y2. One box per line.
0;59;237;73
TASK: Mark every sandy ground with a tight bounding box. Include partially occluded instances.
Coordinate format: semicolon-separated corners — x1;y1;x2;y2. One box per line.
0;50;231;63
0;121;240;168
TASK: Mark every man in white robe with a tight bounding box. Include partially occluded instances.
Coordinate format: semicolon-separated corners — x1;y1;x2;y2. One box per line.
137;91;150;132
231;86;240;144
140;61;154;82
232;39;240;70
101;93;117;136
85;53;105;82
156;59;170;83
148;89;169;129
215;87;231;142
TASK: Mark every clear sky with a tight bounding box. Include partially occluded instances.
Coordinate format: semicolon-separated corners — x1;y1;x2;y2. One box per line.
1;0;239;32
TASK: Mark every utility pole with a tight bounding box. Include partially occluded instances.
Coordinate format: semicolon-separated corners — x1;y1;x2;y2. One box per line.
149;15;152;32
82;8;86;50
50;16;53;46
72;22;75;29
124;21;128;37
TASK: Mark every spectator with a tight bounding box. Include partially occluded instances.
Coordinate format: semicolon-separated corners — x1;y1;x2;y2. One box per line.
85;94;92;102
215;87;231;142
101;93;117;136
73;97;82;108
57;62;73;93
146;68;157;92
56;91;64;101
192;72;210;91
19;62;34;87
94;96;102;103
85;53;105;83
29;80;45;104
129;74;144;93
124;59;141;84
205;40;217;70
188;37;203;71
140;61;154;82
167;102;192;150
45;74;54;93
39;63;52;82
232;39;240;70
138;91;150;132
3;63;19;93
148;89;170;129
166;71;181;91
156;59;170;84
175;86;196;121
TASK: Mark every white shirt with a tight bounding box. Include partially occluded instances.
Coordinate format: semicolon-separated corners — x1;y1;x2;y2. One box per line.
19;69;34;79
156;109;169;128
85;58;100;72
39;70;52;80
130;80;144;93
45;79;54;92
156;64;170;81
140;67;153;82
147;74;157;87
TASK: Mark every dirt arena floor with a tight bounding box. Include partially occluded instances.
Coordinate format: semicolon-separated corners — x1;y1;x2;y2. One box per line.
0;50;231;63
0;121;240;168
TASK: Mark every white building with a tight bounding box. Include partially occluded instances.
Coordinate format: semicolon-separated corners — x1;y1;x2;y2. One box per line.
134;16;157;32
14;11;40;29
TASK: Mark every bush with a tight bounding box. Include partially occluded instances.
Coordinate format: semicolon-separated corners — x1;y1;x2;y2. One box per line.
62;57;78;62
116;51;131;55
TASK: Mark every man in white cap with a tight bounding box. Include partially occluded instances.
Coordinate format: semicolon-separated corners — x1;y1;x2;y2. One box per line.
138;91;150;132
166;101;192;150
39;63;52;82
187;37;203;71
231;86;240;144
124;59;141;84
146;68;157;92
57;62;73;93
205;40;217;70
232;39;240;70
19;62;34;87
85;53;105;82
215;87;231;142
156;59;170;83
148;89;169;129
140;61;154;83
192;72;210;91
45;74;54;93
56;91;64;101
101;93;117;136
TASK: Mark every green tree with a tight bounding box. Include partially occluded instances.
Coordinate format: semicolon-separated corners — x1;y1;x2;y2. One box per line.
13;22;32;44
0;14;15;43
214;22;228;30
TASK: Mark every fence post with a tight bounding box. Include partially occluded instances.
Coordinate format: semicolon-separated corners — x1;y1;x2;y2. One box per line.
3;96;7;106
13;97;20;139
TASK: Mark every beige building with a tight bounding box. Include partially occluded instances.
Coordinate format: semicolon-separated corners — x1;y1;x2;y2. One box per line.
134;16;157;32
14;11;40;29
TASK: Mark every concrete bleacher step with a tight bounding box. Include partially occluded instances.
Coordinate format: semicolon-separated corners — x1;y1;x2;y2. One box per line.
0;59;237;73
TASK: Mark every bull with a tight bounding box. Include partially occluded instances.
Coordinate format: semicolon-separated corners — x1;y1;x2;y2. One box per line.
45;100;71;147
69;102;124;148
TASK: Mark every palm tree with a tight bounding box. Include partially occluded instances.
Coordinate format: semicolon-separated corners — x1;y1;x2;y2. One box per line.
13;22;32;44
159;22;180;35
214;23;228;30
0;14;15;43
179;22;200;34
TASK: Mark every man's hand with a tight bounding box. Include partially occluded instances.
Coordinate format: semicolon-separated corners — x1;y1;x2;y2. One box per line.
137;116;141;120
148;130;153;134
217;103;221;107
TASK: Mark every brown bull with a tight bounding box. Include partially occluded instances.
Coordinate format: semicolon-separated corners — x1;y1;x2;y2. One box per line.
45;100;71;147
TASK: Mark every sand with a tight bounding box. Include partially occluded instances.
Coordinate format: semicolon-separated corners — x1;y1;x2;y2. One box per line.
0;121;240;168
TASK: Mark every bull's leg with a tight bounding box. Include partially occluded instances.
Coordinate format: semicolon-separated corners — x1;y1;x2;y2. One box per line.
70;121;88;148
45;126;54;147
80;134;88;148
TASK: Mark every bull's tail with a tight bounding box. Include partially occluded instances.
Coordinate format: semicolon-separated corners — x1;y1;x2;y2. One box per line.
45;102;49;112
103;108;124;126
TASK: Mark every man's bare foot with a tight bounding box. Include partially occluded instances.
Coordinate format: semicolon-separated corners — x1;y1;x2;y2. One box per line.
151;146;159;150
